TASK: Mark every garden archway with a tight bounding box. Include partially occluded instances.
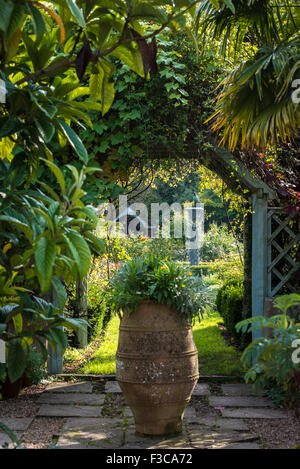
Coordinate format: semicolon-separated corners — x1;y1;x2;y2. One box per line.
144;142;299;342
49;142;299;374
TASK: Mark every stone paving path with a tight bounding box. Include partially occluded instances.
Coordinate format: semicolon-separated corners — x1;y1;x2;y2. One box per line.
0;379;289;449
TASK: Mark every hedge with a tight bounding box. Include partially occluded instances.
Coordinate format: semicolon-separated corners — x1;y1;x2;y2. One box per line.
216;279;244;344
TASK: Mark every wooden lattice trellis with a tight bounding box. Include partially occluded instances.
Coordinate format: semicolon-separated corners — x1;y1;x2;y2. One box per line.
267;207;300;297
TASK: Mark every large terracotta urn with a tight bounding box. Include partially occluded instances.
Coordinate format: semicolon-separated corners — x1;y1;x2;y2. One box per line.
116;301;199;435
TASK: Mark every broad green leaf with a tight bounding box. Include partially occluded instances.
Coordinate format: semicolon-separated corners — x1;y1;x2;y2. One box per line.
0;117;22;139
51;277;67;311
5;26;22;62
65;231;91;277
41;158;66;194
0;136;15;162
66;164;79;183
34;117;55;143
38;181;60;202
71;206;98;227
57;119;88;164
21;336;33;349
12;313;23;334
111;44;144;77
100;62;115;116
85;231;106;254
131;3;167;23
26;3;47;44
32;207;55;233
7;340;26;383
58;104;93;127
72;101;103;112
67;86;90;100
0;215;33;241
53;81;81;98
62;316;88;331
0;0;14;34
46;327;68;351
22;32;42;71
34;237;57;293
4;3;25;40
89;61;115;115
66;0;86;28
89;65;104;102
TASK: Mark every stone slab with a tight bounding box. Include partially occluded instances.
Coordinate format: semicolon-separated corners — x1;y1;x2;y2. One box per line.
105;381;122;394
62;417;121;432
221;408;288;419
37;404;102;417
45;381;93;393
0;431;23;448
223;442;260;449
210;396;275;408
55;416;257;450
37;393;105;405
196;417;249;431
106;381;210;396
55;438;89;449
0;417;33;431
183;406;197;420
189;428;255;449
221;384;262;396
58;424;130;449
124;407;133;418
124;426;191;450
192;383;211;396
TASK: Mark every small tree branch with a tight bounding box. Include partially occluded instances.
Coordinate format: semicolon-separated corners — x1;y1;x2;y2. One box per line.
16;58;75;85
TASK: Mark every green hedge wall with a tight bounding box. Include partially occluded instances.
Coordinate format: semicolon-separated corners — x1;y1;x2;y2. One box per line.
216;279;244;344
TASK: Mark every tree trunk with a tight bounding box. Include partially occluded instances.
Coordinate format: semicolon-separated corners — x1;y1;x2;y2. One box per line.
75;276;88;348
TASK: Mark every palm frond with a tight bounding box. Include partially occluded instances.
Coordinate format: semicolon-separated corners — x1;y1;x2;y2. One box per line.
206;38;300;149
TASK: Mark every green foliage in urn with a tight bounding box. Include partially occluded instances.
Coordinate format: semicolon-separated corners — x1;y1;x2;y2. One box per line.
110;256;213;324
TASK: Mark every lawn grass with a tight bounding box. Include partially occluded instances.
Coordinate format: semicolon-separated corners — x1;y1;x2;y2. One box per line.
79;314;120;375
193;310;244;376
78;310;244;376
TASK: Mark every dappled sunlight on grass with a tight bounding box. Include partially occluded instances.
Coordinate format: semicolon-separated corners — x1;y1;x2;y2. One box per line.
80;315;120;375
193;311;243;376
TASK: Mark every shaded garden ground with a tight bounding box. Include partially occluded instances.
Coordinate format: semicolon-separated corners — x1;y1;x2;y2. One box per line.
1;378;300;449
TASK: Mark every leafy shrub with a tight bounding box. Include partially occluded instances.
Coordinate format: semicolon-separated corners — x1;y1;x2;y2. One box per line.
107;235;185;264
0;162;100;385
65;256;115;345
189;256;243;284
88;256;117;338
23;348;47;386
236;294;300;412
110;256;214;324
199;223;242;262
216;279;244;343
